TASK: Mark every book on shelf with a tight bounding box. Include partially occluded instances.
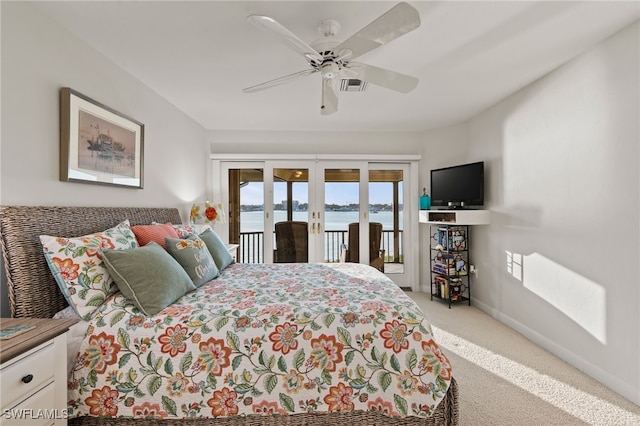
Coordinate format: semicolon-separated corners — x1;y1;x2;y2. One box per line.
436;226;467;251
433;275;448;287
433;264;458;275
434;252;456;266
441;282;449;299
433;275;449;298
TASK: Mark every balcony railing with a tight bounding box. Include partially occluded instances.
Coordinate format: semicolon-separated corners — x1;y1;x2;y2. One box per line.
237;230;403;265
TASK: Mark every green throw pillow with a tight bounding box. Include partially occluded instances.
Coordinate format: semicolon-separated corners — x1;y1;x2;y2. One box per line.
198;228;234;271
165;235;219;287
102;242;196;316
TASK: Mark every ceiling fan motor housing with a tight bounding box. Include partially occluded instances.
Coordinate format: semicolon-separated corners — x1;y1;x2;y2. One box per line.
311;38;340;58
311;22;347;80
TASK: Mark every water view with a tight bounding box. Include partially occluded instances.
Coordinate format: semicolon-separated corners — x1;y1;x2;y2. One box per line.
240;210;403;232
237;209;404;266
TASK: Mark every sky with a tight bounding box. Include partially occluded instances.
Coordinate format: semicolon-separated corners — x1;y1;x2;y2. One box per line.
241;182;404;205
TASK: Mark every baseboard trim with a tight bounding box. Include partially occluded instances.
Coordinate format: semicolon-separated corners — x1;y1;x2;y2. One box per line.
471;297;640;406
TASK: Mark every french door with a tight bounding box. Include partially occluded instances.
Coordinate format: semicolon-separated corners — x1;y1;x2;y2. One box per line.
215;156;418;289
314;161;369;266
219;161;318;264
268;161;319;263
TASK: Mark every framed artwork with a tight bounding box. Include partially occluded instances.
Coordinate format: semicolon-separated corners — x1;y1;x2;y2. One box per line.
60;87;144;188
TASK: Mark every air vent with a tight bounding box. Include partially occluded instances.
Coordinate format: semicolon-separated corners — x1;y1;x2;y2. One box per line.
340;79;368;92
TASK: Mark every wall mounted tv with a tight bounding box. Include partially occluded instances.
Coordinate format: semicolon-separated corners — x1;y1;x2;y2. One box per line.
430;161;484;208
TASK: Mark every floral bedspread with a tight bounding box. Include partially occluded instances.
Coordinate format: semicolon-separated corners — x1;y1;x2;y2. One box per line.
68;262;452;420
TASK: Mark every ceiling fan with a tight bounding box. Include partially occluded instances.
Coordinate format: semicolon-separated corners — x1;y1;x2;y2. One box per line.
242;2;421;115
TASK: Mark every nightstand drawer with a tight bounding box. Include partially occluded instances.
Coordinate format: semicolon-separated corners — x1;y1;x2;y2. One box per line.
1;342;55;410
7;382;57;426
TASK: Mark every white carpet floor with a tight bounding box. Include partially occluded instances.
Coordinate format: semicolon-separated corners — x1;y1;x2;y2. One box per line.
406;291;640;426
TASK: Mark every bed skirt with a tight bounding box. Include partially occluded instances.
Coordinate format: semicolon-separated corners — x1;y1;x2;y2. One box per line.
69;378;457;425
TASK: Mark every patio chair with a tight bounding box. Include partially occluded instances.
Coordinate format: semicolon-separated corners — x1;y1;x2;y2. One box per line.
344;222;385;272
274;221;308;263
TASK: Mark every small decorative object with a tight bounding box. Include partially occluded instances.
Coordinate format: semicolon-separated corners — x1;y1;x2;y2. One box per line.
420;188;431;210
190;201;226;228
60;87;144;188
0;323;35;340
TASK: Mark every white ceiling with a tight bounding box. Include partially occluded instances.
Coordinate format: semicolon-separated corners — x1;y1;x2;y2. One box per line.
34;1;639;132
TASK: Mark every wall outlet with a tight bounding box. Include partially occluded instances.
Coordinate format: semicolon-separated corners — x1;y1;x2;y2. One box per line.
470;264;477;277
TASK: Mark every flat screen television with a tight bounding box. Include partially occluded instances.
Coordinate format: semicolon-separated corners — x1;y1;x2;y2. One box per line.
430;161;484;208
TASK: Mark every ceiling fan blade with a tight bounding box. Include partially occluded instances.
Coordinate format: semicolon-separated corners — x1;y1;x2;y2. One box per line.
247;15;323;63
346;62;418;93
243;69;318;93
321;78;338;115
335;2;420;61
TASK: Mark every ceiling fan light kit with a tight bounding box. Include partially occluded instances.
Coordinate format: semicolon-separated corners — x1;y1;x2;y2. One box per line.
242;2;421;115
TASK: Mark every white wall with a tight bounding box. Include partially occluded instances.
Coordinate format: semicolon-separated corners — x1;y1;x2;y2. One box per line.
209;130;425;155
417;124;472;291
0;2;210;316
424;22;639;404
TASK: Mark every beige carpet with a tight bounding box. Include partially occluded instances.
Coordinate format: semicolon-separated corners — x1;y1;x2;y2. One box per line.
406;291;640;426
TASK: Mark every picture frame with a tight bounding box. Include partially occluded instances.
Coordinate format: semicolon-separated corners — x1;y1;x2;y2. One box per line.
60;87;144;188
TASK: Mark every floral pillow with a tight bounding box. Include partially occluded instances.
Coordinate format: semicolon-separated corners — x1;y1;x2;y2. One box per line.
171;223;197;238
39;220;138;320
158;222;211;238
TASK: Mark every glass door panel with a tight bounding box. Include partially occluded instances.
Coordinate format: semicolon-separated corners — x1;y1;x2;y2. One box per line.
227;165;265;263
369;169;404;274
369;163;412;288
273;168;310;262
322;167;362;264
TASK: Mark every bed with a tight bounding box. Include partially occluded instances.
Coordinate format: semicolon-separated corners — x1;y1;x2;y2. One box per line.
0;206;458;426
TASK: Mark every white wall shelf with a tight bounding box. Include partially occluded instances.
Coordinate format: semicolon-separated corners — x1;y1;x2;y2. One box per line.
419;209;490;225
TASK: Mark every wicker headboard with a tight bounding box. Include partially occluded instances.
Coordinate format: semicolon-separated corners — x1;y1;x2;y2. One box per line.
0;206;182;318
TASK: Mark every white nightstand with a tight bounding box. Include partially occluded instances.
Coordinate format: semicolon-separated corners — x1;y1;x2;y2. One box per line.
0;319;77;425
226;243;239;262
